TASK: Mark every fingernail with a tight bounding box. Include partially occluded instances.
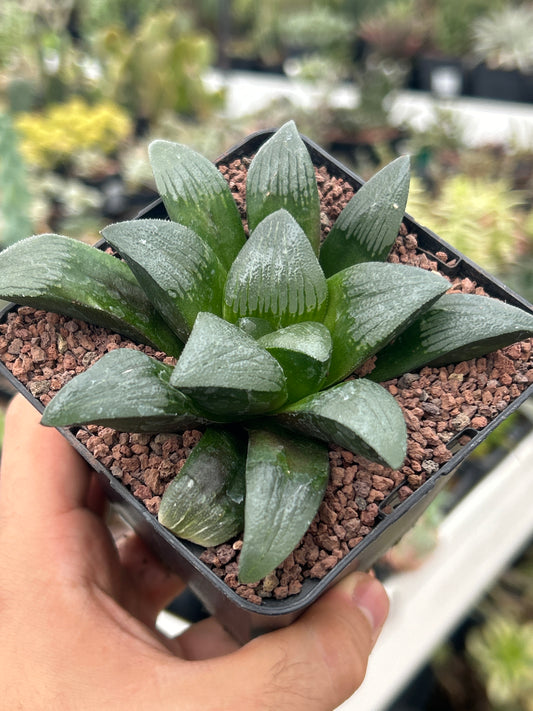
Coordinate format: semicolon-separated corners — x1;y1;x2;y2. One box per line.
340;573;389;641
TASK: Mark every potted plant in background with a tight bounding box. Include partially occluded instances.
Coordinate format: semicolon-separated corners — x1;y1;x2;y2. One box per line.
468;4;533;103
0;121;532;642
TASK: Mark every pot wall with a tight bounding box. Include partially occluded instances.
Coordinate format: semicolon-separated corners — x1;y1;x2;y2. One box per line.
1;130;532;642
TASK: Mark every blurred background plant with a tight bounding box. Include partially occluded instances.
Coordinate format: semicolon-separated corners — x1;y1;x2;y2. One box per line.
15;97;132;170
91;9;225;131
467;613;533;710
406;173;526;274
0;113;33;248
471;3;533;73
428;0;506;58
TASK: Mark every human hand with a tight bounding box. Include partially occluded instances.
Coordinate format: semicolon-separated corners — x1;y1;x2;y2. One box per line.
0;394;388;711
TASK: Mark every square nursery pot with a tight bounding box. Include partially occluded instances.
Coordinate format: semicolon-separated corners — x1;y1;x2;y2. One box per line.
1;129;532;644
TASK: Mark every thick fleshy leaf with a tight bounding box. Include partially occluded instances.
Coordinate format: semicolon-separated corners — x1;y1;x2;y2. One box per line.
276;379;407;469
319;155;411;277
102;219;226;342
41;348;209;431
246;121;321;254
370;293;533;382
323;262;450;385
238;425;329;583
236;316;274;339
149;139;246;269
158;427;246;547
223;209;328;329
0;234;183;357
170;312;287;418
258;322;332;403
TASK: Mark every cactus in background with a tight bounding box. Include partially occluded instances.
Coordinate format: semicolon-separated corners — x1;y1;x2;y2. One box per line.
0;113;33;249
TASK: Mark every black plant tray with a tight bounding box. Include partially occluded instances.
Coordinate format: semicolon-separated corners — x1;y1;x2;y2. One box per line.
1;129;532;644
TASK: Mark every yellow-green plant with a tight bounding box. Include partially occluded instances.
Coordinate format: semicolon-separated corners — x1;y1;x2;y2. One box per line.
467;615;533;710
0;113;33;247
407;174;523;274
1;122;532;584
15;97;132;170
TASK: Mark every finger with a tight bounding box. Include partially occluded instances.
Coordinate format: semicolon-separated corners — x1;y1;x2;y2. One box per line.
218;572;389;711
116;532;187;625
0;395;92;524
168;616;240;660
86;473;108;517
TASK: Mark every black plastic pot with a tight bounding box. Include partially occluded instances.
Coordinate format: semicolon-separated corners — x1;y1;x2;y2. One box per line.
412;55;466;97
467;63;533;104
1;129;532;644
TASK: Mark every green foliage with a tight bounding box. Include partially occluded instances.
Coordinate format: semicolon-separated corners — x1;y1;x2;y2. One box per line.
467;615;533;709
93;10;224;125
2;121;533;584
407;174;524;274
79;0;178;34
0;2;33;69
431;0;505;56
0;114;33;248
228;0;355;68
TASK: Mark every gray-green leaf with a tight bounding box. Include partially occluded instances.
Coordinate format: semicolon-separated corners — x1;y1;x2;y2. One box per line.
323;262;450;385
41;348;209;431
258;321;332;403
276;378;407;469
236;316;274;339
0;234;183;357
149;139;246;269
223;209;328;329
238;425;329;583
170;312;288;418
319;155;410;277
246;120;321;254
370;292;533;382
102;219;226;342
158;427;246;546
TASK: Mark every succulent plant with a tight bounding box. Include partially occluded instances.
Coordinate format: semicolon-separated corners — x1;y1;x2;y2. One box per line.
1;121;533;584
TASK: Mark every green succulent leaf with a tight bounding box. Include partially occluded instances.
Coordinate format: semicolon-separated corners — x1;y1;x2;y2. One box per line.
236;316;274;339
323;262;450;386
223;209;328;329
102;219;226;342
258;322;332;403
276;378;407;469
170;312;288;418
41;348;209;431
246;120;321;254
370;293;533;382
319;155;411;277
149;139;246;270
158;427;246;547
238;425;329;583
0;234;183;357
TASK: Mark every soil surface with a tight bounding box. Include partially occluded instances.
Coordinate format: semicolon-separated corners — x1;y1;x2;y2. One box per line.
1;159;532;604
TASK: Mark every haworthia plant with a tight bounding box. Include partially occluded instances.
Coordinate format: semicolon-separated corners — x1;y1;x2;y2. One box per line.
1;120;533;585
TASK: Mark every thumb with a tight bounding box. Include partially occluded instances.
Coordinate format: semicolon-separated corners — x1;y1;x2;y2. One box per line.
227;572;389;710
